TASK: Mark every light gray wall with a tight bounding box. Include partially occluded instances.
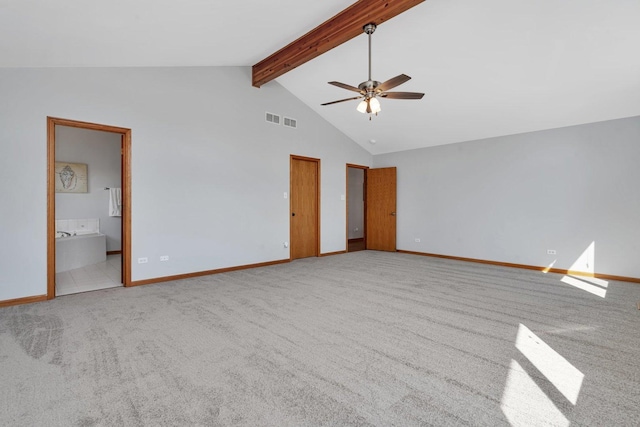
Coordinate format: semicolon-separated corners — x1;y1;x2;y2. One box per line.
347;167;364;239
56;126;122;251
374;116;640;278
0;66;372;301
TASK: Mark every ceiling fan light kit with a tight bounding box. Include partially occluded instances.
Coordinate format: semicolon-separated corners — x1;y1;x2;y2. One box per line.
357;97;381;114
321;23;424;119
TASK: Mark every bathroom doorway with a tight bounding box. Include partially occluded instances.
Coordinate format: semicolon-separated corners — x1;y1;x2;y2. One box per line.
47;117;132;299
346;164;368;252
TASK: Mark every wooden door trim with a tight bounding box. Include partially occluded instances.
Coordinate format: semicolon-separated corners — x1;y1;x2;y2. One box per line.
290;155;321;259
47;116;132;300
346;164;369;252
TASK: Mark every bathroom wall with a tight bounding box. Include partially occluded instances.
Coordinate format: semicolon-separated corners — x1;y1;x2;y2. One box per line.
0;66;372;301
347;167;364;239
55;126;122;251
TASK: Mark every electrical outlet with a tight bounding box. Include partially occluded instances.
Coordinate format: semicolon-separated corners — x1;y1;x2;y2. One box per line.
547;249;556;255
138;257;148;264
160;256;169;261
415;238;421;243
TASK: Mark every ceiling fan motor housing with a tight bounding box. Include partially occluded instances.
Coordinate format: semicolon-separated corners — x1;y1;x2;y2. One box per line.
359;80;381;98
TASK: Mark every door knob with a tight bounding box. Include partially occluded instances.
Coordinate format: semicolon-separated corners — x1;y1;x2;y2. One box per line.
391;212;396;216
292;213;296;216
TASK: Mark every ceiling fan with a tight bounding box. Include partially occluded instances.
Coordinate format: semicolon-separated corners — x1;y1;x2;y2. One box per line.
321;23;424;119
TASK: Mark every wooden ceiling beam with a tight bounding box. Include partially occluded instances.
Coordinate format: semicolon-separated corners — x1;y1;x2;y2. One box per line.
252;0;425;88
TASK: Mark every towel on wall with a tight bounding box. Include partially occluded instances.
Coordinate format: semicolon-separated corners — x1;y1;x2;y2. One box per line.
109;188;122;217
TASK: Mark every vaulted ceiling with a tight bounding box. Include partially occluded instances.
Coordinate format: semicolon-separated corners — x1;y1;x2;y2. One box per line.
2;0;639;154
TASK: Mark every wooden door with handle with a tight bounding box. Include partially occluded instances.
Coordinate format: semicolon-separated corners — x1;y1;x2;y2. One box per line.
366;167;396;251
290;156;320;259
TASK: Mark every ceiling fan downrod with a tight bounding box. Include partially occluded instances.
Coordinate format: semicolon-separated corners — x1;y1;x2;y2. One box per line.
364;23;376;82
358;23;381;118
359;24;380;99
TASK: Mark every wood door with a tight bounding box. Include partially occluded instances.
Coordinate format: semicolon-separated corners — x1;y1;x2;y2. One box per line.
366;167;396;251
290;156;320;259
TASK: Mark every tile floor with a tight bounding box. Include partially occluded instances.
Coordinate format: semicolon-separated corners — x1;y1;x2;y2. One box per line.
56;254;122;296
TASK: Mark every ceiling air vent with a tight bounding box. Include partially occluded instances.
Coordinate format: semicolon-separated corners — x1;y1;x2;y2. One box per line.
283;117;297;129
265;112;280;125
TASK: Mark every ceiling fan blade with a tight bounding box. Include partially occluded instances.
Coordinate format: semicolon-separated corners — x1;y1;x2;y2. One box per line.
376;74;411;92
328;81;364;93
321;96;363;106
380;91;424;100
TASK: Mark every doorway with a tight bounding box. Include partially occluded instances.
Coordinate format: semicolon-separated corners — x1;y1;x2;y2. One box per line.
290;155;320;260
346;164;368;252
47;117;132;299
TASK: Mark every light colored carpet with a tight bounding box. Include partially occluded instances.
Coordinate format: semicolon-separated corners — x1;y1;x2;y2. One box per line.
1;251;639;426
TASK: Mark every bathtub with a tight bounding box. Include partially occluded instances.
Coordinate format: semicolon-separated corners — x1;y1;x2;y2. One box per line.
55;232;107;273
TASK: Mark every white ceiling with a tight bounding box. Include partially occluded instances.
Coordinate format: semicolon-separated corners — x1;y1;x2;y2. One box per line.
2;0;639;154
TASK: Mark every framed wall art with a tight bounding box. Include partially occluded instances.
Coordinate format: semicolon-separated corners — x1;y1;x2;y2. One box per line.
55;162;88;193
